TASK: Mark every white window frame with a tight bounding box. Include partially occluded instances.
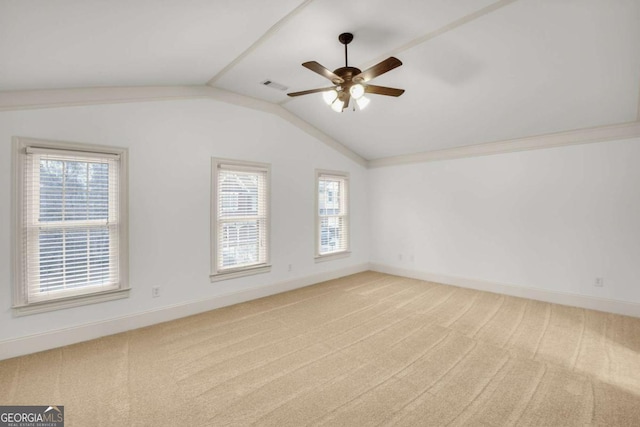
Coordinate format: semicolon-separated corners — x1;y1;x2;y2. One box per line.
210;158;271;281
12;137;129;316
315;169;350;262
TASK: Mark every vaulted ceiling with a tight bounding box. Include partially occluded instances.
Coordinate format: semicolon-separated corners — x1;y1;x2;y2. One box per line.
1;0;639;161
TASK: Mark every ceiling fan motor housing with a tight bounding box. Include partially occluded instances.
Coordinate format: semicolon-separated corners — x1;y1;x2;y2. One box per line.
286;31;404;106
332;66;363;87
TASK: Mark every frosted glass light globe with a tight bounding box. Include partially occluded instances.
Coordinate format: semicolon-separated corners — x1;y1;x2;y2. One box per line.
356;96;370;110
349;84;365;99
323;90;338;105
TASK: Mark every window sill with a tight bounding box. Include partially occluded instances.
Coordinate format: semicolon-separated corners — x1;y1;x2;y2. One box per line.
13;288;130;317
315;251;351;263
210;264;272;282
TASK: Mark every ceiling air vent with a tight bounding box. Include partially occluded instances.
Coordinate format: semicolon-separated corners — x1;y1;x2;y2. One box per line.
261;80;288;91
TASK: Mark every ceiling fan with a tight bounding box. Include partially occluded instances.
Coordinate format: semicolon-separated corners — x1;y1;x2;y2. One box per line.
287;32;405;112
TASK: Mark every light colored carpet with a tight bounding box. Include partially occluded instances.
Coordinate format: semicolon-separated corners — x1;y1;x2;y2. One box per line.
1;271;640;426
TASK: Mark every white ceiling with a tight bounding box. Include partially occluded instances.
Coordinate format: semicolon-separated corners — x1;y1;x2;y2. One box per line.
1;0;639;160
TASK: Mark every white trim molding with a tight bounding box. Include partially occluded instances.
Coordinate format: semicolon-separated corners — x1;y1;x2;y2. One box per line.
206;0;316;86
12;136;130;316
14;289;130;317
315;169;350;261
0;86;368;168
0;86;212;112
368;121;640;168
210;265;272;282
279;0;517;107
210;157;271;280
0;263;369;361
359;0;518;78
315;252;351;263
1;86;637;170
370;263;640;318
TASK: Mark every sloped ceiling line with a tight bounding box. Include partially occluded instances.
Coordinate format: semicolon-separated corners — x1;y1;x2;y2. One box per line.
206;0;315;86
1;85;638;169
2;0;637;164
0;86;213;112
0;85;368;168
278;0;518;106
368;121;640;168
351;0;518;81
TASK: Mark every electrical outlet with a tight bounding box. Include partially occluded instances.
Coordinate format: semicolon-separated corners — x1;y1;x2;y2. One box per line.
288;264;292;272
398;254;403;261
594;277;604;287
152;286;161;297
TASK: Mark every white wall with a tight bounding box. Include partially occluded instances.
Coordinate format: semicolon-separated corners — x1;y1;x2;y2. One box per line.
0;99;369;347
2;97;638;358
369;138;640;305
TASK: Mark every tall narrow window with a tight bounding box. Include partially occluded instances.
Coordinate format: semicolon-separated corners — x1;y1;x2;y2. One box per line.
316;170;350;260
13;137;129;315
211;159;271;281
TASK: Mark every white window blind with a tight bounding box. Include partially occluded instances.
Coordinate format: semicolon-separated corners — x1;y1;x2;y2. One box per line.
317;172;349;257
214;161;269;275
20;146;122;304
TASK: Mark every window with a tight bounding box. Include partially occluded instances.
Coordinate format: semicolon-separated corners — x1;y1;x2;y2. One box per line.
12;137;129;315
211;158;270;281
316;170;349;261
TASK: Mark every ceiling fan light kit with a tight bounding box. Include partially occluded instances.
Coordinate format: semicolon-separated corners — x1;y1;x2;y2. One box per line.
288;32;405;113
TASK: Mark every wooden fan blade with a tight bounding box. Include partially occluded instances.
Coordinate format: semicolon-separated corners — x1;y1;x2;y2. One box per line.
364;84;405;97
354;57;402;82
287;86;336;97
302;61;344;84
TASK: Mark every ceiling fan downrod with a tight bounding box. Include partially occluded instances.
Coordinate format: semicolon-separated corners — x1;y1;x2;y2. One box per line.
338;32;353;67
286;31;404;112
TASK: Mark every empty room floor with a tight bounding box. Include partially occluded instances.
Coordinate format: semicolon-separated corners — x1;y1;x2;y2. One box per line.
1;271;639;426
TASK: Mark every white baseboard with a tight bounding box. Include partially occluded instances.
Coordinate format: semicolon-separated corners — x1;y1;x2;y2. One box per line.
370;263;640;318
0;263;369;361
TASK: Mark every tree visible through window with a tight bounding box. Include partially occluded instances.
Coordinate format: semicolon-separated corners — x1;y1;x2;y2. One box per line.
13;138;129;314
37;158;112;291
